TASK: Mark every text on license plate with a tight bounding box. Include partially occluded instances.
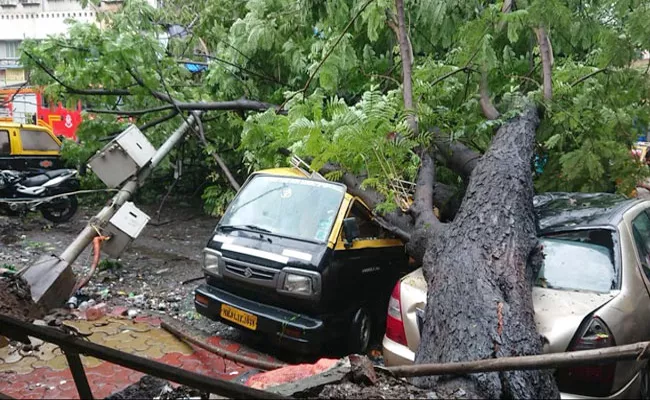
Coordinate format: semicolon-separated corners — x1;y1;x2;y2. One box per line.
220;304;258;330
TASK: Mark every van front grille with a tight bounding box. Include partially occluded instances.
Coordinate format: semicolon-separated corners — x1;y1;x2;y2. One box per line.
222;257;279;287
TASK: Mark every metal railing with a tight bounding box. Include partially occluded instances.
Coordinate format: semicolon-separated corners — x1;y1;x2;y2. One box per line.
0;313;288;400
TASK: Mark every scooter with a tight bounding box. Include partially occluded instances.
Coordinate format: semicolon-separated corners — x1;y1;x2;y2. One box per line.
0;169;80;223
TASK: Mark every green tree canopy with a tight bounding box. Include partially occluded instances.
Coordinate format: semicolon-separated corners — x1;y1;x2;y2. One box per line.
20;0;650;214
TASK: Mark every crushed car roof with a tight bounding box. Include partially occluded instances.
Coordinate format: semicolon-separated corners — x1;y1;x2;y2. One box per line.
533;192;641;232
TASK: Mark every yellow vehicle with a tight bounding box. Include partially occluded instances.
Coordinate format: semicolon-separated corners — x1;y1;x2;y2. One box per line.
194;164;415;354
0;119;63;172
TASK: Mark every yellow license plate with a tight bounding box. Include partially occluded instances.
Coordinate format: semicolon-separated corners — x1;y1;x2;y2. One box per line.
220;304;258;331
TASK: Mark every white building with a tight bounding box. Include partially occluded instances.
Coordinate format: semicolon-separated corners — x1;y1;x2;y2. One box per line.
0;0;157;86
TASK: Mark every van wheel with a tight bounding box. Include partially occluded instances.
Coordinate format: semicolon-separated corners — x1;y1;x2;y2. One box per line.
348;307;372;354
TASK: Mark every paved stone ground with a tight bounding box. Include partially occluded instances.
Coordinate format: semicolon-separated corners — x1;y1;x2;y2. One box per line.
0;308;278;399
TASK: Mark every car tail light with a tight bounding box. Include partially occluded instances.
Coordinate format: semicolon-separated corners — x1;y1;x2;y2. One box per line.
557;316;616;397
385;281;408;346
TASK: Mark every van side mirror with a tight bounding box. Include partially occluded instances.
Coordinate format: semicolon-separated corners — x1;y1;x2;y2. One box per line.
343;217;360;248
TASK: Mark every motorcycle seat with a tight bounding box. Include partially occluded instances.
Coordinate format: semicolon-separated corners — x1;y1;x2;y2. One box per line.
22;174;49;187
44;169;73;179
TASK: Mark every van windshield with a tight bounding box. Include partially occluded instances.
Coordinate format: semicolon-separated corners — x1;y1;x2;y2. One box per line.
218;174;346;243
536;229;618;293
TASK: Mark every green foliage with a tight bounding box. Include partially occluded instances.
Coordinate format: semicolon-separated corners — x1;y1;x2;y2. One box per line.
19;0;650;217
202;184;236;217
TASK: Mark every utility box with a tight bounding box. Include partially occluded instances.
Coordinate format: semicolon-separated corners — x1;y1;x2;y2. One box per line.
102;202;150;258
87;125;157;188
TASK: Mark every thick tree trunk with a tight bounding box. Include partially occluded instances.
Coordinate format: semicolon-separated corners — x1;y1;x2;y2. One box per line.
413;105;559;399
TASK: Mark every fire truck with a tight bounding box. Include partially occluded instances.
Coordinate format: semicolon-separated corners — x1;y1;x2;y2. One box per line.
0;86;83;141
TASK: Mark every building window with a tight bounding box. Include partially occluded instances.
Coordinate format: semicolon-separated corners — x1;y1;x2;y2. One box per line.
0;41;21;60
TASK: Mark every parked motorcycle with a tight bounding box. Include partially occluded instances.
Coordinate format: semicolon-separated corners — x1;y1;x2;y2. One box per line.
0;169;80;223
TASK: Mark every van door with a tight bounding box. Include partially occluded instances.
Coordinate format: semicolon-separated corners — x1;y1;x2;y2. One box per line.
329;199;408;315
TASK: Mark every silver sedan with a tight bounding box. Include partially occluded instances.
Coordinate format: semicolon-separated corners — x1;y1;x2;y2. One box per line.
382;193;650;399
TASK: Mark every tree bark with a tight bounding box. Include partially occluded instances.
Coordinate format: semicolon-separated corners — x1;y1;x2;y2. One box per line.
413;105;560;399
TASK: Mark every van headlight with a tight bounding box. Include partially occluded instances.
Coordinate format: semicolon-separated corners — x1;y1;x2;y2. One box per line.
278;268;321;298
202;248;224;278
283;274;312;294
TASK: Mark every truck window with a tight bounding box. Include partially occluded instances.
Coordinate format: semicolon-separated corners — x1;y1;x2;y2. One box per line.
0;130;9;154
348;201;381;240
20;129;60;151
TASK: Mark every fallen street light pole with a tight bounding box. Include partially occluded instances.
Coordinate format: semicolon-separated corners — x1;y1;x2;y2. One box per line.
24;113;201;309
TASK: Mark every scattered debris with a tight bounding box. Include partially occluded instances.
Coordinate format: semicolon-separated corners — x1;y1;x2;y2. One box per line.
106;375;208;400
314;367;436;399
349;354;378;385
0;275;46;322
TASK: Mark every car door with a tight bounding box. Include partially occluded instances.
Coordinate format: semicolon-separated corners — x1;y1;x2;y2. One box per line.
630;209;650;294
618;206;650;387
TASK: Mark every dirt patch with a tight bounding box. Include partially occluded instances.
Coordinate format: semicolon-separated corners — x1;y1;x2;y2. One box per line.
0;275;46;322
0;217;21;245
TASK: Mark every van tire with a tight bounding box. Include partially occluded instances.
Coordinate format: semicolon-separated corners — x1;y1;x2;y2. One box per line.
348;307;372;354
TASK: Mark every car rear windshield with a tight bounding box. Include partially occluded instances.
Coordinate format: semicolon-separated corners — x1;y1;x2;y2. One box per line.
536;229;618;293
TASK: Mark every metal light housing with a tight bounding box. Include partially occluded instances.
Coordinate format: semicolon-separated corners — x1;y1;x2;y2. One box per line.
202;248;224;278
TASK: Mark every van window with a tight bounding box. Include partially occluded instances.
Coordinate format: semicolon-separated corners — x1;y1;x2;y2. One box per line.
0;130;9;154
347;201;381;240
20;129;60;151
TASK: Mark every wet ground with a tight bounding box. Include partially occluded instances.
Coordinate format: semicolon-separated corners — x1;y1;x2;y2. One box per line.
1;199;220;329
0;199;383;365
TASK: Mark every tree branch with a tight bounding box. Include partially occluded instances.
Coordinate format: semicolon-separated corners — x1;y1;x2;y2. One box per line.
279;0;376;110
386;12;414;69
87;99;281;115
0;81;29;107
24;51;131;96
192;111;241;191
479;68;500;120
394;0;417;134
410;151;441;230
571;68;607;87
86;105;174;115
139;110;179;131
432;129;482;180
27;51;282;117
431;66;476;87
534;27;553;101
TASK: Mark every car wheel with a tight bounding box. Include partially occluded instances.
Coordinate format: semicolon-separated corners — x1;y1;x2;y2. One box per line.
348;307;372;354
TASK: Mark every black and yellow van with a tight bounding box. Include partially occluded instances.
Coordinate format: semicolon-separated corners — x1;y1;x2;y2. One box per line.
0;120;63;172
194;166;413;354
